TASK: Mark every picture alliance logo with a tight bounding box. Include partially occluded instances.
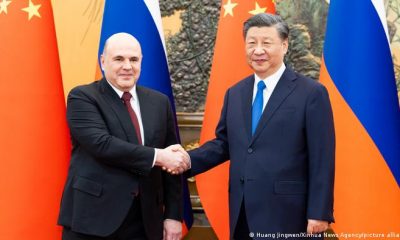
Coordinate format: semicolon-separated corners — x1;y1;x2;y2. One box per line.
325;232;400;239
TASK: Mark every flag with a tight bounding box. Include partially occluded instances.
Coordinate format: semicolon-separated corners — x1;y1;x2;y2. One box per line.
320;0;400;234
97;0;193;233
52;0;104;101
196;1;275;239
0;0;70;239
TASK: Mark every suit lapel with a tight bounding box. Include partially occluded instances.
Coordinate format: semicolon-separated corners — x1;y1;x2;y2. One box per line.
251;68;297;144
136;86;153;146
241;75;255;142
100;79;141;144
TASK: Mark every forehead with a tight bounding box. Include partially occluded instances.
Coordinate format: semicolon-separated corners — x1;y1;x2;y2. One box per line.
105;37;142;57
246;26;280;39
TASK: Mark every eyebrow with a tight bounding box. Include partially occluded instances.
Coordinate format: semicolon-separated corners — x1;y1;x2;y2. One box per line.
112;55;140;60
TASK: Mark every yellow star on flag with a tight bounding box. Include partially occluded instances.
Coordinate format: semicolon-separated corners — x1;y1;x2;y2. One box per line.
22;0;41;20
0;0;12;14
223;0;238;17
249;2;267;15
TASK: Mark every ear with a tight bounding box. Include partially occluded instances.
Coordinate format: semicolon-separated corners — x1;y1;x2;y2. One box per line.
282;39;289;55
100;55;105;71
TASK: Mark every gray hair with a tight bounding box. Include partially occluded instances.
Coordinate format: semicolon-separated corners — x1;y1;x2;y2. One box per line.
243;13;289;40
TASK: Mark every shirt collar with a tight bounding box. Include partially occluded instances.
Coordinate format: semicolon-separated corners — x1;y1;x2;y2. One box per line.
106;80;137;101
254;63;286;88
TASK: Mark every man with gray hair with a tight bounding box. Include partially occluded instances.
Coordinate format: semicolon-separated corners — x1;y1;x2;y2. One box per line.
183;13;335;239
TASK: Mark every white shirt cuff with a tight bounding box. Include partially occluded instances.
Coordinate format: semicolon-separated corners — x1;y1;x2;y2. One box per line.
152;148;158;167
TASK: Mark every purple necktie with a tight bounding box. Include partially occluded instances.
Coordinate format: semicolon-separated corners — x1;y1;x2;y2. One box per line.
121;92;142;145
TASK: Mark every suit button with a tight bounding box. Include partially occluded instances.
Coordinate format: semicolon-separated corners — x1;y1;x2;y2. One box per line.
247;148;253;153
131;191;138;197
240;177;244;183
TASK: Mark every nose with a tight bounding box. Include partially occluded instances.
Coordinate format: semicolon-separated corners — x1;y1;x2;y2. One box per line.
122;59;132;69
253;44;265;55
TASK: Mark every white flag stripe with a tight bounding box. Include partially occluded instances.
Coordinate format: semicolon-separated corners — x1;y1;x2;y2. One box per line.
371;0;390;44
143;0;168;54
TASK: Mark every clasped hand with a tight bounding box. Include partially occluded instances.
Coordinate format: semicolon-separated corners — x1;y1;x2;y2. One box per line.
155;144;190;175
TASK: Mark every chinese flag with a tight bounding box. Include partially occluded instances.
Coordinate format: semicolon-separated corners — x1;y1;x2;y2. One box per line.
195;1;275;239
0;0;70;239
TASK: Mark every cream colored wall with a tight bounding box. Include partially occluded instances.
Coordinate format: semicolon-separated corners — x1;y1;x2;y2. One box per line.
162;10;183;37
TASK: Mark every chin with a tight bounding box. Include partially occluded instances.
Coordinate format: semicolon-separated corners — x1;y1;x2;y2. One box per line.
117;82;134;89
253;67;269;74
118;79;134;85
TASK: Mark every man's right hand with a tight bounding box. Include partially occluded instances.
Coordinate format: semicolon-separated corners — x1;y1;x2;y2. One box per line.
155;144;190;175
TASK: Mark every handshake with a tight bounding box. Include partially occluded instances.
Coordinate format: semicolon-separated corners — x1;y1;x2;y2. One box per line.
155;144;190;175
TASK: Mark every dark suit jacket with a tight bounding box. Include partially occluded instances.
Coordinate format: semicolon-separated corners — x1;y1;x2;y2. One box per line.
189;68;335;238
58;79;182;239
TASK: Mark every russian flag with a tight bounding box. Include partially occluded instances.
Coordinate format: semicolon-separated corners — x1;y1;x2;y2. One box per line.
97;0;193;233
320;0;400;233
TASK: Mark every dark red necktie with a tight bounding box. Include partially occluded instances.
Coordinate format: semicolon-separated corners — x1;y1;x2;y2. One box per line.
121;92;142;145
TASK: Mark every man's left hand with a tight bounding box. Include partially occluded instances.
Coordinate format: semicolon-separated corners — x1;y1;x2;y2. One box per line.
307;219;329;234
163;219;182;240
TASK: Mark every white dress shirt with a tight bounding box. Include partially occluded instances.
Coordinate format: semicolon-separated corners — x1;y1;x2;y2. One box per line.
252;63;286;111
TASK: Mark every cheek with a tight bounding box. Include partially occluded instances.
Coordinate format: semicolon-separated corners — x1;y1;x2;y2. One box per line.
133;63;141;70
133;67;141;78
246;48;253;56
245;51;253;62
111;65;121;74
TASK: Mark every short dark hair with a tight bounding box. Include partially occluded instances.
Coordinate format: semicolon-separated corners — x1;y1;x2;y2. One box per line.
243;13;289;40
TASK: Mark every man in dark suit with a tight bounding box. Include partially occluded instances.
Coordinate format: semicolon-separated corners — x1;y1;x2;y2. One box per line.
58;33;189;240
182;13;335;239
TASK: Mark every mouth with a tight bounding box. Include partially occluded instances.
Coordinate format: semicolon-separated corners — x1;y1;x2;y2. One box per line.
253;59;267;64
119;74;134;79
